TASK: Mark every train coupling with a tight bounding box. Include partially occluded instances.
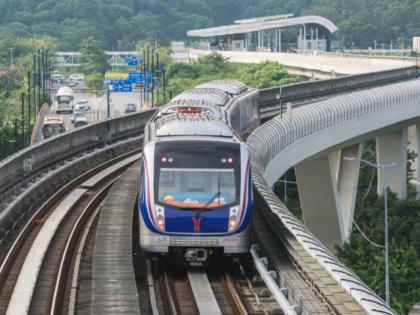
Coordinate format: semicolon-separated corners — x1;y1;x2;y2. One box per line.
185;248;208;266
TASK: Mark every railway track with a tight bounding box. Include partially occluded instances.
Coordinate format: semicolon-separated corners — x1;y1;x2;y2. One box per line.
0;150;141;315
149;257;282;315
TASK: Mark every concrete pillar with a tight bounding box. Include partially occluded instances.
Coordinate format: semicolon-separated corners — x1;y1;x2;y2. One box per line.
376;129;408;198
336;144;363;239
407;125;420;197
298;28;302;52
279;29;282;52
295;143;362;251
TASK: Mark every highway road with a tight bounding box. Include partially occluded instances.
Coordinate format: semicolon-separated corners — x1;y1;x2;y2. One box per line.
50;82;143;133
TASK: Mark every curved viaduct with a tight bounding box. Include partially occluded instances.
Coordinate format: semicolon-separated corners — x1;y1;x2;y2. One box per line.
248;79;420;315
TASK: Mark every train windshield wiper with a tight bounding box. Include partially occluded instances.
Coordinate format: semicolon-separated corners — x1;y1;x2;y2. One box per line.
194;179;221;218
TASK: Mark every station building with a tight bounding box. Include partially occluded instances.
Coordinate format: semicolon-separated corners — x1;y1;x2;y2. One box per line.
187;14;338;53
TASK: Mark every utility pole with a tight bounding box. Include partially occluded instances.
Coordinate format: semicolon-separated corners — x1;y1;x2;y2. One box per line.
33;54;37;113
9;47;14;66
27;86;31;140
156;53;160;105
28;71;31;120
162;69;166;103
14;119;18;152
107;86;111;119
37;50;41;108
151;51;155;107
21;93;25;148
42;50;46;102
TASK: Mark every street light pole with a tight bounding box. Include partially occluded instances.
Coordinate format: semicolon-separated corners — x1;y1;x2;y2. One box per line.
383;168;390;305
9;47;14;66
343;157;396;305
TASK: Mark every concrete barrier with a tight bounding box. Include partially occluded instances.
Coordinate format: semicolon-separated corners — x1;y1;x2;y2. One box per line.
0;110;156;194
189;49;415;77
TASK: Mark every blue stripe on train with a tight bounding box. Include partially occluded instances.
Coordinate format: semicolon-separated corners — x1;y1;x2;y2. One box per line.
139;166;253;236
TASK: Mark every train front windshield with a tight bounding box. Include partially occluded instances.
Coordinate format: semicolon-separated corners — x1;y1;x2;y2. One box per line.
155;141;241;210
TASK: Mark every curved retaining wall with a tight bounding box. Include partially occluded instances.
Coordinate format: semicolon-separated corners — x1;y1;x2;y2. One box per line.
247;80;420;314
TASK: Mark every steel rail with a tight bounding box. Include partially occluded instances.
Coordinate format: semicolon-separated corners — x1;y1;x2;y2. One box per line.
220;270;249;315
0;150;141;314
49;181;114;314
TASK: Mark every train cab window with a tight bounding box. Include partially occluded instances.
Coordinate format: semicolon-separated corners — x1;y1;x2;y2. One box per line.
154;141;241;210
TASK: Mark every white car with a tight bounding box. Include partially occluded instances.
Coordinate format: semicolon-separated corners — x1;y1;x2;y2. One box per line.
71;111;88;125
69;73;84;82
75;100;91;111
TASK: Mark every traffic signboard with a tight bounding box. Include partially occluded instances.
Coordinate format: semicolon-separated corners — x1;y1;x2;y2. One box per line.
128;71;144;84
124;56;140;66
128;71;153;84
108;80;132;92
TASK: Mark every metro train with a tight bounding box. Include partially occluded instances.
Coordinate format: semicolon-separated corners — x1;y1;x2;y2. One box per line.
139;80;259;266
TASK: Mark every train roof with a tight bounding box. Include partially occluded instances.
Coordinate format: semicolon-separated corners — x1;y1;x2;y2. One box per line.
172;88;230;106
153;113;234;138
156;99;223;120
196;80;248;95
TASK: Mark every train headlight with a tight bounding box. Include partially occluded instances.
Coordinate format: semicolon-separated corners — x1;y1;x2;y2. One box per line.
155;205;165;231
228;206;239;232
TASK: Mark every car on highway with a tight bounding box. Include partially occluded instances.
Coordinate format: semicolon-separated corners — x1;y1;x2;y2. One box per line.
69;73;84;82
51;73;65;84
124;103;137;114
70;111;88;126
75;99;91;111
67;80;77;87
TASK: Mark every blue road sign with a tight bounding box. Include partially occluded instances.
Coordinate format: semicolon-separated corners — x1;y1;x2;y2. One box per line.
124;56;140;66
128;71;144;84
108;80;132;92
128;71;153;84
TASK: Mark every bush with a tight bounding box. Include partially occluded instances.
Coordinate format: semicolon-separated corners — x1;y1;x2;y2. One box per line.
85;72;104;88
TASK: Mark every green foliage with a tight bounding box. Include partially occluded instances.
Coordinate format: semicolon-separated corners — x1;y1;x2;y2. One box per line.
274;140;420;313
0;0;417;49
165;52;298;97
336;195;420;314
85;72;104;89
0;38;50;159
329;140;420;313
237;61;298;89
79;37;109;76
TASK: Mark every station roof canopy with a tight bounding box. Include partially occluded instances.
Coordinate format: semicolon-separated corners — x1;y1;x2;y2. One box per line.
187;14;337;37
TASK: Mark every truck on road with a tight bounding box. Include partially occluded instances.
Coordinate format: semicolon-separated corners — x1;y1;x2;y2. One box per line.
42;115;66;139
54;86;74;114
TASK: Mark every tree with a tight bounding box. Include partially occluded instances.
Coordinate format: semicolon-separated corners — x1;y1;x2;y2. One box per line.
79;37;109;87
